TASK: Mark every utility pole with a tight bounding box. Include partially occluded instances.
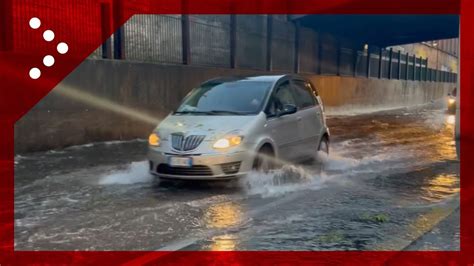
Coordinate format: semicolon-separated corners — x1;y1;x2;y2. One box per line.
436;49;439;81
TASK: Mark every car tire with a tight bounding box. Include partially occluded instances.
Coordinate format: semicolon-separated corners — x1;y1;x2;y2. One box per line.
318;136;329;154
315;136;329;173
253;146;275;173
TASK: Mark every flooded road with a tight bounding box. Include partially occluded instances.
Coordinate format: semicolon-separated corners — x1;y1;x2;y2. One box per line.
14;103;459;251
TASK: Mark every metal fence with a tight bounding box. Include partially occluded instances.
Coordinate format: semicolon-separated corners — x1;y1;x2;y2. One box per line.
271;19;295;72
236;15;267;70
298;27;318;74
123;15;182;64
190;15;231;67
97;14;457;83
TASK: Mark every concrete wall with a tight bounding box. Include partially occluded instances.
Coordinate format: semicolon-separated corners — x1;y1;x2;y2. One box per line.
14;59;453;153
309;76;451;115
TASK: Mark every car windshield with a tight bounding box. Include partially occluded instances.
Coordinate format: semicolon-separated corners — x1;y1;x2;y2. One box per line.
175;80;272;115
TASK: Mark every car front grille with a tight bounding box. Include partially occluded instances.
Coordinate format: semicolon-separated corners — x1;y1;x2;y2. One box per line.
171;133;205;151
157;164;213;176
220;161;242;175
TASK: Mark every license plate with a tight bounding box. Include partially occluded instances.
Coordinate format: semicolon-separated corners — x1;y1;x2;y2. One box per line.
168;156;192;167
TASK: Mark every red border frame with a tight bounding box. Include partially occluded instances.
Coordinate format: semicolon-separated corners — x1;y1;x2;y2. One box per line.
0;0;472;264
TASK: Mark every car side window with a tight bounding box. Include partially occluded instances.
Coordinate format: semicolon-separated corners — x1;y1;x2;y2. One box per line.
292;80;316;109
266;81;297;117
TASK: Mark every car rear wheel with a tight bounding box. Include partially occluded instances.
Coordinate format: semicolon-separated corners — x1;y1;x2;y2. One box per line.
318;136;329;154
253;146;275;173
315;136;329;173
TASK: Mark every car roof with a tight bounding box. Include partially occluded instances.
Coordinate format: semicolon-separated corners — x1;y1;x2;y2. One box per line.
202;74;302;85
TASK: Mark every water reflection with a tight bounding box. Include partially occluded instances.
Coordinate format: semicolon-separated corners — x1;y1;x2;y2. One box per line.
204;202;242;251
421;174;459;202
209;234;239;251
204;202;243;229
430;114;457;161
386;112;456;161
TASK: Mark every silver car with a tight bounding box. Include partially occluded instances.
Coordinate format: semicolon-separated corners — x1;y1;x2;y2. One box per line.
148;75;330;180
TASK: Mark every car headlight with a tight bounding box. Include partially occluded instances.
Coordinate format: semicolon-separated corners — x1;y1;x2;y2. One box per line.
448;98;456;105
213;135;243;149
148;133;160;146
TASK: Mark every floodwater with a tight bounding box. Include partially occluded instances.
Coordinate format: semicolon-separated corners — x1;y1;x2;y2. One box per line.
14;103;459;251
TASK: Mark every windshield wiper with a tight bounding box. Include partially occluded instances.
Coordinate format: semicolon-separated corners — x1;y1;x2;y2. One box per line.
207;110;252;115
173;111;213;115
174;110;252;115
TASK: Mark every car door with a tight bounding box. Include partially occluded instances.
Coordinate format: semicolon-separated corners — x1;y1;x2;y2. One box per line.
265;80;300;162
291;78;324;159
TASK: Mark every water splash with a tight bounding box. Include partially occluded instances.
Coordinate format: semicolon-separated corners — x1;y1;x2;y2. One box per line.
98;161;153;185
240;164;324;198
240;148;409;198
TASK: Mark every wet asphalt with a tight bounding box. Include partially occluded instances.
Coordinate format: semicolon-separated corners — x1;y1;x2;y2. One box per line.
14;103;459;251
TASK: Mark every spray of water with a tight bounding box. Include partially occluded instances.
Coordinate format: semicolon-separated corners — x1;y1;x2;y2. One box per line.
236;149;332;197
56;85;161;126
99;161;153;185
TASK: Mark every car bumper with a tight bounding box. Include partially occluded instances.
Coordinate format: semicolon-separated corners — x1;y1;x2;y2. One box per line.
147;148;254;180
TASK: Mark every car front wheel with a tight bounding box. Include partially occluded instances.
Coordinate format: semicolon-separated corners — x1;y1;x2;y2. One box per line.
253;146;275;173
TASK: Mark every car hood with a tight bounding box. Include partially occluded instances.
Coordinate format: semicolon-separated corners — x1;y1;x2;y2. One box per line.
156;114;261;140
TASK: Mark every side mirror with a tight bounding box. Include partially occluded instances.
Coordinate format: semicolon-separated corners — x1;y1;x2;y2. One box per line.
278;104;297;117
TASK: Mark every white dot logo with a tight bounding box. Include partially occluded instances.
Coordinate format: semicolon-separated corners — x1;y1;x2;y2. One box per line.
43;55;55;67
28;18;70;79
57;42;69;54
29;17;41;29
29;68;41;79
43;30;55;42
